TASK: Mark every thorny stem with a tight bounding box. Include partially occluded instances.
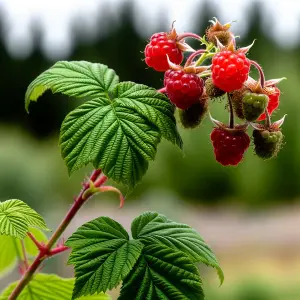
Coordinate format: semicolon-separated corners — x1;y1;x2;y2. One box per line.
8;169;102;300
177;32;201;41
27;232;43;251
250;60;265;88
227;93;235;128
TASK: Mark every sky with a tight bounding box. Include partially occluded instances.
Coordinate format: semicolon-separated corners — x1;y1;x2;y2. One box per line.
0;0;300;60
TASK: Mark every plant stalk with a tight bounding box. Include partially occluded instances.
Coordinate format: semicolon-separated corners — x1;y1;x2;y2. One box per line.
8;169;102;300
227;93;235;128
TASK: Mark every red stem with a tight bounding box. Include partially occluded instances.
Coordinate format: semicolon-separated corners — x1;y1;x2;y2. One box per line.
20;241;29;270
250;60;265;88
184;49;206;67
48;245;70;256
27;232;44;251
8;169;102;300
177;32;201;41
157;87;166;94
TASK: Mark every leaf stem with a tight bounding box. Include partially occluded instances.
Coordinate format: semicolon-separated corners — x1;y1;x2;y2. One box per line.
20;241;29;270
8;169;102;300
27;232;44;251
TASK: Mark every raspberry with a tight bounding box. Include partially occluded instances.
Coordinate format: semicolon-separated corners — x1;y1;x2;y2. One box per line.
211;50;250;92
253;129;283;159
210;128;250;166
164;69;204;109
179;99;208;129
258;87;280;121
242;93;268;122
144;32;183;72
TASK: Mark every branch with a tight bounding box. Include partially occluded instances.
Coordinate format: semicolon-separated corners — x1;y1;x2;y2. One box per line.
8;169;102;300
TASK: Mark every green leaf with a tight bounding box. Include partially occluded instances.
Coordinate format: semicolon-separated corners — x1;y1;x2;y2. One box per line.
66;217;144;299
0;235;17;278
25;61;119;112
60;82;182;187
119;244;204;300
0;227;48;277
0;199;48;239
0;274;111;300
131;211;224;284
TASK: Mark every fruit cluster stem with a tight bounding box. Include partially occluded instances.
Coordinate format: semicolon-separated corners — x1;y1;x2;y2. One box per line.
8;169;103;300
227;93;235;128
250;60;265;88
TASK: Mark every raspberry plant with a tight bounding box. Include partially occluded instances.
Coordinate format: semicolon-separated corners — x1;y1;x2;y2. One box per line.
0;17;287;299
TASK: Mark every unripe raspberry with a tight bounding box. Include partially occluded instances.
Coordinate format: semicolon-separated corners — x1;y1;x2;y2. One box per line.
230;87;249;119
144;32;183;72
253;129;283;159
179;99;208;129
164;69;204;109
205;78;225;99
242;93;268;122
212;50;250;92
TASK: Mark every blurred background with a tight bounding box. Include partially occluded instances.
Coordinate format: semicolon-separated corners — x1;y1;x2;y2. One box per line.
1;0;300;299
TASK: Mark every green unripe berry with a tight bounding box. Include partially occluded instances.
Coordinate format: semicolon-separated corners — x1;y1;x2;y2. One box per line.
253;129;283;159
242;93;268;122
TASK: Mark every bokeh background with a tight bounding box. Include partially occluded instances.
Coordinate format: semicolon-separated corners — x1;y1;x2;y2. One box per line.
1;0;300;299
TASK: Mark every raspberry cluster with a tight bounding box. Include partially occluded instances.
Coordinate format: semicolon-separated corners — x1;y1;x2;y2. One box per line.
144;18;286;166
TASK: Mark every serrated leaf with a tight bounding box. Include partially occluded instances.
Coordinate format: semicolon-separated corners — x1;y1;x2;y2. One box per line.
0;200;48;239
131;211;224;284
66;217;144;299
0;227;48;278
0;274;111;300
119;244;204;300
25;61;119;112
60;82;182;187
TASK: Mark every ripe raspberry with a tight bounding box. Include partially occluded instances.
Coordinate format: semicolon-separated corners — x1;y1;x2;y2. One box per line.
144;32;183;72
212;50;250;92
179;99;208;129
242;93;268;122
258;87;280;121
164;69;204;109
253;129;283;159
210;128;250;166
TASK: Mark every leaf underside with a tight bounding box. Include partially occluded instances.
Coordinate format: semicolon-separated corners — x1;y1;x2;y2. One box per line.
0;274;111;300
0;199;48;239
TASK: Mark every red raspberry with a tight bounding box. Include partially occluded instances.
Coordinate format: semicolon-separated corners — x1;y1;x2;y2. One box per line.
258;87;280;121
164;69;204;109
211;50;250;92
144;32;183;72
210;128;250;166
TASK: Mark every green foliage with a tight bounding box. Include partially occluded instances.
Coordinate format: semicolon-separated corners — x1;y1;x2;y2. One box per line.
119;244;204;300
26;62;182;187
66;217;144;299
0;227;47;277
0;274;111;300
67;212;223;299
0;199;48;239
25;61;119;112
131;211;224;283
